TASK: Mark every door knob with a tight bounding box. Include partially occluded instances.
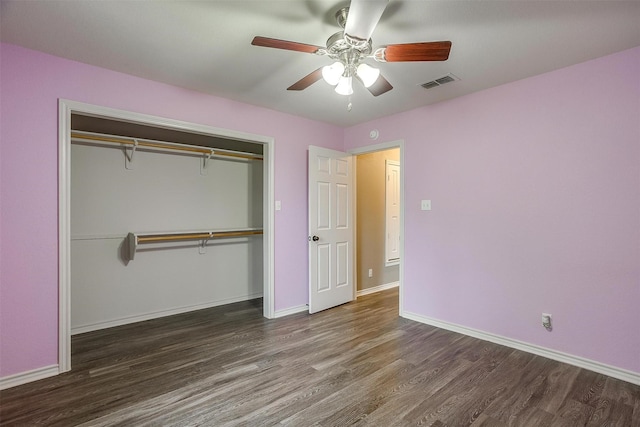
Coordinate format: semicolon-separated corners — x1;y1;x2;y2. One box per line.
312;235;320;242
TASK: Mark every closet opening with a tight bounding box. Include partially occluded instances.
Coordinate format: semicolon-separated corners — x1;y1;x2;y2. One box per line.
58;100;275;372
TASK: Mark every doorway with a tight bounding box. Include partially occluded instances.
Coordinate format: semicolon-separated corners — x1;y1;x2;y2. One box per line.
307;140;403;314
350;140;404;313
355;147;400;294
352;140;404;313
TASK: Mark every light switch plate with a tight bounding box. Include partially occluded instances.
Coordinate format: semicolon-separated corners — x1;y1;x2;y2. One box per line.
421;200;431;211
275;200;281;211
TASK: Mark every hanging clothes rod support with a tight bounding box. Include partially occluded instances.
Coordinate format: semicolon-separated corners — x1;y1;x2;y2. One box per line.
124;139;139;170
198;232;214;254
200;149;215;176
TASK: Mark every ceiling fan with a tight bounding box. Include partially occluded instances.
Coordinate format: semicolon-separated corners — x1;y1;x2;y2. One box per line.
251;0;451;97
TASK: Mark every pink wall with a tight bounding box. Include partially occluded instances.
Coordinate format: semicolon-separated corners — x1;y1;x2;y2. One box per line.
0;43;343;377
345;47;640;373
2;42;638;380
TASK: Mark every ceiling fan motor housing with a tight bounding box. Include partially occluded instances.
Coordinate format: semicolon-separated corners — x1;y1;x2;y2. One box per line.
325;7;375;73
325;31;373;75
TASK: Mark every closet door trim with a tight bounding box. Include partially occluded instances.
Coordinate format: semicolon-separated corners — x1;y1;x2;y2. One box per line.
58;99;275;373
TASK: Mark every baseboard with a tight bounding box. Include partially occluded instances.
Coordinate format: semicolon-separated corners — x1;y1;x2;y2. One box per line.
71;293;264;335
0;365;59;390
357;281;399;297
274;304;308;318
402;311;640;386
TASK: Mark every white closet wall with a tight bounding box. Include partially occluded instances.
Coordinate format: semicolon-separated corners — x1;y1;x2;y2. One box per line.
70;141;263;334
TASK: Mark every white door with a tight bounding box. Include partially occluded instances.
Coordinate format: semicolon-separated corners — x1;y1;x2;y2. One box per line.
308;146;354;314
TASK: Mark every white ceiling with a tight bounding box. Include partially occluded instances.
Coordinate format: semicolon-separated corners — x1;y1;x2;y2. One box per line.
2;1;639;127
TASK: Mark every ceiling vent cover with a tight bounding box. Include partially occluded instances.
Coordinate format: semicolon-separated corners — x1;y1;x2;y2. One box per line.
421;73;459;90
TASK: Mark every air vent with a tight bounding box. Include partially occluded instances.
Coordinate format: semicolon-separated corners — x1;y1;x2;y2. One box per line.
420;81;440;90
421;73;459;90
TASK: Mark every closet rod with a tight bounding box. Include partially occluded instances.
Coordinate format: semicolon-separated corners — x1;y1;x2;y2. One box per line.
71;131;263;161
136;229;264;244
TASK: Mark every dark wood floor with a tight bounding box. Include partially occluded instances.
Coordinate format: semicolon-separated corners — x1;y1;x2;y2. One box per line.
1;289;638;426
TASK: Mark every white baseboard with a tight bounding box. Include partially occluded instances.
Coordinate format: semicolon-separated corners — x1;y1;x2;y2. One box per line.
71;293;264;335
274;304;308;318
357;281;399;297
0;364;59;390
402;311;640;386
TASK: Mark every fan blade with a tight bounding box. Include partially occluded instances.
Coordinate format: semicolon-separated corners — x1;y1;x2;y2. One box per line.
366;74;393;96
377;41;452;62
287;68;324;91
344;0;389;44
251;36;322;54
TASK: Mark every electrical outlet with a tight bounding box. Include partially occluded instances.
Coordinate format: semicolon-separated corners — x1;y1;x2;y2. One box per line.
421;200;431;211
368;269;373;278
542;313;552;331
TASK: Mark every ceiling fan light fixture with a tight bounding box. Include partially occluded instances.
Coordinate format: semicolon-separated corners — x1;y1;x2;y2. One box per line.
356;63;380;87
322;61;345;86
335;76;353;95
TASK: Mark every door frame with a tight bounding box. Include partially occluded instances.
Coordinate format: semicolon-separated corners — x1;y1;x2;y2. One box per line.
350;139;405;314
58;99;275;372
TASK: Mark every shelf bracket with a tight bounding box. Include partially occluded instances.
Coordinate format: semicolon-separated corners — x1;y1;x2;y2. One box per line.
127;232;138;261
124;139;139;170
198;232;213;254
200;149;215;176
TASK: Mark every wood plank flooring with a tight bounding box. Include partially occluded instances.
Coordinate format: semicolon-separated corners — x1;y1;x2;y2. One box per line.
1;289;638;426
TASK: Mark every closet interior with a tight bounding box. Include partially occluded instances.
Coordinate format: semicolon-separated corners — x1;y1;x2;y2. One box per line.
70;115;264;335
